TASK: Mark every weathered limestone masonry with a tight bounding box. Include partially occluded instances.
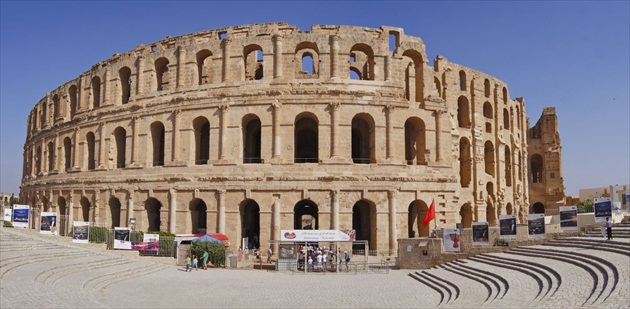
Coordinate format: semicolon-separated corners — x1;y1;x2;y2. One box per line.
20;22;561;253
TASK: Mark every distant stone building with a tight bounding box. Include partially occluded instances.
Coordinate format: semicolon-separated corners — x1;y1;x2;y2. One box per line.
527;107;565;215
21;22;554;252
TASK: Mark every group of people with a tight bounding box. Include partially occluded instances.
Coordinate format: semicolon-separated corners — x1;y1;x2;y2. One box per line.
297;245;351;272
185;250;210;272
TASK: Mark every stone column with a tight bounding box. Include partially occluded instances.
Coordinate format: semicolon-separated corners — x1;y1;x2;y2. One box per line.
221;38;231;82
72;128;80;169
53;134;60;172
272;100;282;160
329;102;340;158
273;35;283;79
68;193;74;235
131;117;139;165
169;188;177;234
329;35;339;78
217;190;226;234
385;55;391;81
331;190;339;230
177;46;186;89
102;67;109;105
386;104;395;160
433;110;445;163
272;198;280;252
388;190;398;253
41;139;46;174
77;76;84;111
126;190;134;228
136;55;145;96
91;190;99;223
98;122;106;169
219;103;229;160
171;110;180;163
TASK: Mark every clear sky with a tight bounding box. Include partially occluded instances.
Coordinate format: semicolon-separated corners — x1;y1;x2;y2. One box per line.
1;1;628;197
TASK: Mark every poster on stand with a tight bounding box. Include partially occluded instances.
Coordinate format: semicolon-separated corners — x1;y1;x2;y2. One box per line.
12;204;29;228
613;202;621;216
593;198;612;222
559;206;578;230
4;208;12;222
40;212;57;234
499;215;517;239
472;222;489;245
527;214;546;238
442;228;460;252
132;233;159;253
114;227;132;250
72;221;90;243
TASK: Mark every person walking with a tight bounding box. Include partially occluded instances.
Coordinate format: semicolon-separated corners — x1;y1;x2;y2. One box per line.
267;247;273;263
202;250;209;270
185;255;191;272
606;217;613;240
192;254;199;271
344;250;351;272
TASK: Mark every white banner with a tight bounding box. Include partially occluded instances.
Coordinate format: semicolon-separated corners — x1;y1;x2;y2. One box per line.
72;221;90;243
472;222;489;245
559;206;578;230
114;227;132;250
527;213;545;238
40;212;57;234
443;228;461;252
12;204;29;228
4;208;12;222
280;230;355;242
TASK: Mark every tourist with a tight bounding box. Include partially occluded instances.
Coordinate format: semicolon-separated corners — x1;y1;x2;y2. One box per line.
307;255;313;272
606;217;613;240
267;247;273;263
322;250;328;272
192;254;199;271
344;251;351;272
202;250;209;270
185;255;191;272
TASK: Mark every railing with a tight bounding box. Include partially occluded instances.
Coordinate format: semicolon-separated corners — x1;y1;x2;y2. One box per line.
284;261;390;274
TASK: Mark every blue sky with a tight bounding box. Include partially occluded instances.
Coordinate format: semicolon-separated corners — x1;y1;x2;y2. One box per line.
1;1;628;197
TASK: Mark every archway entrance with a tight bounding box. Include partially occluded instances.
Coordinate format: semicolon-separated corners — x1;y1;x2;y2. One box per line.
145;198;162;231
352;200;375;252
80;197;91;222
190;199;208;233
294;200;319;230
241;200;260;249
532;202;545;214
460;203;473;228
109;197;122;228
408;200;429;237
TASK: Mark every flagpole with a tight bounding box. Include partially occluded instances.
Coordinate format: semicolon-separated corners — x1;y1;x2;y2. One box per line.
433;199;437;231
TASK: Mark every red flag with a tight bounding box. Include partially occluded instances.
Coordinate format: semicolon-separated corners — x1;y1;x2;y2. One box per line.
422;200;435;228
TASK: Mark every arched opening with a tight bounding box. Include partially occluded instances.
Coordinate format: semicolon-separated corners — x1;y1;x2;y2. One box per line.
69;85;78;118
119;67;132;104
506;203;513;215
434;77;442;97
518;151;523;181
35;146;42;174
244;45;263;81
155;57;170;91
145;198;162;232
486;200;497;225
151;122;165;167
53;94;60;119
301;53;314;74
57;196;67;236
532;203;545;214
64;137;72;171
91;76;101;108
531;154;544;183
404;117;426;165
352;200;375;252
47;141;55;172
460;203;473;228
109;197;121;228
295;42;319;78
294;114;318;163
408;200;429;237
503;108;510;130
190;199;208;234
349;67;362;80
459;137;472;187
242;115;261;163
457;96;471;128
516;106;521;129
351;114;375;164
483;101;493;133
484;141;495;176
80;196;91;222
294;200;319;230
502;87;508;104
196;49;213;85
113;127;126;168
193;117;210;165
40;102;47;127
241;200;260;249
86;132;96;170
402;49;423;101
42;196;50;212
505;146;512;187
459;71;466;91
484;79;490;97
350;44;375;80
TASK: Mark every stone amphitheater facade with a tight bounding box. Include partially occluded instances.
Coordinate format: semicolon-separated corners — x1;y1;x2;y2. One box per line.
21;22;541;253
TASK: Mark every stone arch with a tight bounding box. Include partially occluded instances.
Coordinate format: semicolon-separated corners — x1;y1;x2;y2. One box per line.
69;85;78;118
241;199;261;249
486;199;497;225
52;94;60;119
193;116;210;165
503;108;510;130
459;70;466;91
47;141;55;172
63;137;72;172
294;112;319;163
113;127;127;169
150;121;165;166
502;87;508;104
145;197;162;231
506;203;513;215
109;196;122;228
196;49;213;85
530;154;544;183
505;146;512;187
402;49;424;101
242;114;262;163
189;198;208;234
40;101;47;127
35;146;42;174
408;200;429;237
404;117;426;165
484;141;495;176
57;196;68;235
352;199;376;251
434;77;441;97
484;78;491;97
460;203;473;228
532;202;545;214
457;96;471;128
91;76;101;108
351;113;375;164
80;196;91;222
155;57;170;91
243;44;263;80
459;137;472;187
295;42;319;77
349;43;375;80
294;200;319;230
86;132;96;170
119;66;132;104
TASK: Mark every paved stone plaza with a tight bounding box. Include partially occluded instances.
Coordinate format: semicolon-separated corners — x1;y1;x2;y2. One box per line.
1;226;628;308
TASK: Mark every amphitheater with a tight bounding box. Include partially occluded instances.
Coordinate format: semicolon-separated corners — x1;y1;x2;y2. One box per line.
22;22;550;253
